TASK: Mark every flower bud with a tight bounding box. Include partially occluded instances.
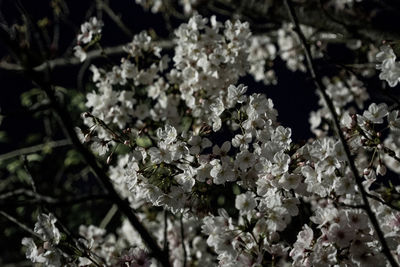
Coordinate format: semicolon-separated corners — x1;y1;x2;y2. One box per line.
376;164;387;176
107;155;112;164
82;112;91;118
84;133;91;143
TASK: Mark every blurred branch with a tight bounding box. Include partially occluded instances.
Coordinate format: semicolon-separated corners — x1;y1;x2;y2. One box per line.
0;40;174;72
0;210;40;239
0;139;71;162
0;188;111;206
96;0;133;38
99;204;118;229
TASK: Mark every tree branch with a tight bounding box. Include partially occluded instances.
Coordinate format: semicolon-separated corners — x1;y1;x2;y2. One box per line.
0;210;41;239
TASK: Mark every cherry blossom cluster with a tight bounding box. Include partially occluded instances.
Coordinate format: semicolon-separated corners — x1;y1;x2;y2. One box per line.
21;10;400;267
22;213;62;266
74;17;104;62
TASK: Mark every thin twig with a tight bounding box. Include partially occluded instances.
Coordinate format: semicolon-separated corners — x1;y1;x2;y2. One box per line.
0;210;41;239
366;192;400;212
99;204;118;229
96;0;133;38
283;1;399;266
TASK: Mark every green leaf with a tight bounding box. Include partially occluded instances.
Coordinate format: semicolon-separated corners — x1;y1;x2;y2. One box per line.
181;116;193;132
232;184;241;195
136;136;152;148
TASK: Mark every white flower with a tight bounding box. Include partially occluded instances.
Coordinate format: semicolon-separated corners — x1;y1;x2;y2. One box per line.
334;174;355;195
157;124;177;144
235;191;257;213
379;62;400;87
210;98;225;117
270;151;290;176
376;45;400;87
345;210;368;230
279;173;301;190
34;213;60;245
363;103;388;124
232;133;252;151
271;126;291;146
227;84;247;107
77;17;104;44
388;110;400;130
235;150;255;171
90;138;110;156
326;223;354;248
196;163;212;182
73;45;87;62
376;45;396;70
267;206;291;231
212;141;231;163
148;141;173;164
302;165;328;197
310;243;337;267
21;238;46;263
174;164;196;192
